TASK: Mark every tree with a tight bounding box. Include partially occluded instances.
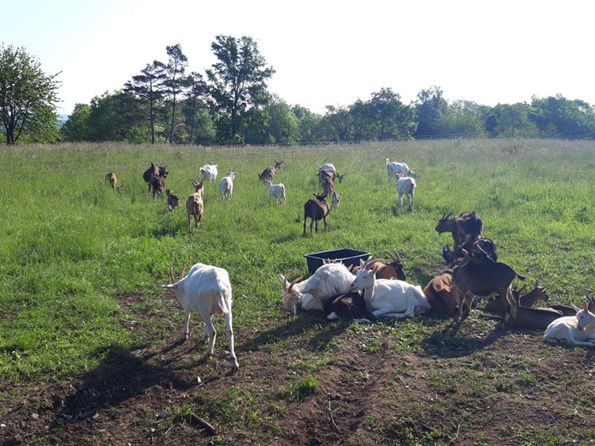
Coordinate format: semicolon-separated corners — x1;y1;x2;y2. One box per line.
124;61;165;144
434;100;487;137
0;44;60;145
292;105;322;143
159;44;188;144
206;35;275;144
184;72;208;144
414;86;447;138
485;103;538;137
61;103;92;141
530;95;595;138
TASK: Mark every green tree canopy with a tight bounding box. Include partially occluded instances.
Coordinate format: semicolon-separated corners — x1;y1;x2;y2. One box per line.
0;44;60;145
206;35;275;144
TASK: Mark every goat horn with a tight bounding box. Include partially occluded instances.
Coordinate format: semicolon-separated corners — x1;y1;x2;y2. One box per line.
392;250;402;262
169;266;175;284
385;251;396;260
288;277;303;292
283;272;289;291
534;278;539;287
519;284;527;295
180;263;188;280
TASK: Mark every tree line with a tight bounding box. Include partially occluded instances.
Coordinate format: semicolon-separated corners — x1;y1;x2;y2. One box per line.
2;38;595;146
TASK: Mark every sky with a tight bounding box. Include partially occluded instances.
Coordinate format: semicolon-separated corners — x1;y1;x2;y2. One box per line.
4;0;595;116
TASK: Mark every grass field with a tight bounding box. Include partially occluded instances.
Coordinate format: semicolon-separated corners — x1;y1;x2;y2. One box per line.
1;139;594;445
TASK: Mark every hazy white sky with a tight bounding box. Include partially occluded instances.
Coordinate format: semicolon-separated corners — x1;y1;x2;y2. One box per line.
4;0;594;116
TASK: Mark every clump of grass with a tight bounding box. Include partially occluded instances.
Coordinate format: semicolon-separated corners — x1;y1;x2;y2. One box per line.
279;376;318;402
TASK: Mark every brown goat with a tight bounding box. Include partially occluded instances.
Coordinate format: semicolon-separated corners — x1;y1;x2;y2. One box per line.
186;180;204;233
321;176;334;196
549;295;595;316
365;250;406;280
436;211;484;250
105;172;117;189
143;163;168;193
303;193;331;234
452;248;526;320
317;169;345;186
151;175;165;198
258;160;283;183
166;189;180;211
423;270;462;317
487;280;548;313
504;289;563;330
442;238;498;264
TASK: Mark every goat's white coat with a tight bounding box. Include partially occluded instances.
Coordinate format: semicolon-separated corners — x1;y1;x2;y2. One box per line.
386;159;418;181
544;303;595;347
219;172;237;199
161;263;239;370
331;191;341;209
350;260;431;318
264;180;286;203
395;174;416;210
318;163;336;172
200;164;219;182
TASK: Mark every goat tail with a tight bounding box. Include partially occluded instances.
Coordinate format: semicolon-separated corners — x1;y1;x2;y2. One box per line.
218;289;231;314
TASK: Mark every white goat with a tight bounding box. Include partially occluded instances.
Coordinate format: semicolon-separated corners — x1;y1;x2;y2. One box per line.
318;163;336;173
544;301;595;347
161;263;239;371
264;180;286;204
331;191;341;210
219;171;238;200
200;164;219;183
280;263;354;314
350;259;431;318
386;159;418;181
394;172;416;211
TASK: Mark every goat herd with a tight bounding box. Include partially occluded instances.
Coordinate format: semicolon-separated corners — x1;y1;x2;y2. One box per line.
105;156;595;372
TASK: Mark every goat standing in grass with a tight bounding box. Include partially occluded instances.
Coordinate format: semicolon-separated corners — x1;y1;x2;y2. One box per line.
199;164;218;183
386;159;418;181
143;163;168;193
166;189;180;211
161;263;239;371
303;193;331;234
219;171;238;200
187;180;204;233
258;160;283;182
393;172;416;211
105;172;117;189
264;180;286;204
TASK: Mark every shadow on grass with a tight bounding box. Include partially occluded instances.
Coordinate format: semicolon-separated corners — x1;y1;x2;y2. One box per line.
241;310;351;353
420;317;508;358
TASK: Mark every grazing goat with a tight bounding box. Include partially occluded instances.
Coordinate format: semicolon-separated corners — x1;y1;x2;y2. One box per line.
365;250;406;280
105;172;117;189
423;270;461;317
544;300;595;347
264;180;286;204
331;191;341;210
442;238;498;264
436;211;484;250
258;160;283;182
503;288;562;330
199;164;219;183
143;163;168;193
393;172;416;211
161;263;239;371
303;193;331;234
318;163;337;172
487;280;548;314
166;189;180;211
186;180;204;233
452;248;526;321
219;171;238;200
323;291;370;321
318;169;345;185
386;159;418;181
350;259;431;318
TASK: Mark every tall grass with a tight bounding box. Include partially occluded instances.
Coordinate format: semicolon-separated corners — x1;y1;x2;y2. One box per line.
1;139;594;382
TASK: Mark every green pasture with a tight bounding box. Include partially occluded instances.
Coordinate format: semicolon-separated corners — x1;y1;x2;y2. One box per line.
1;139;594;383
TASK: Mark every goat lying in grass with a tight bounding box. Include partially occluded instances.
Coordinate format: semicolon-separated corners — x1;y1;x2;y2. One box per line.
323;291;370;321
503;286;562;330
161;263;239;371
423;270;461;317
364;250;406;280
350;259;431;318
544;300;595;347
487;280;548;314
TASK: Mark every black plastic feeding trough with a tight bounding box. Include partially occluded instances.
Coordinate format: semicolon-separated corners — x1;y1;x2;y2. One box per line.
304;248;371;275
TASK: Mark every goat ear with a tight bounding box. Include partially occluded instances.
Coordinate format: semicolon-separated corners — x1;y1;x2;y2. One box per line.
584;301;589;311
372;265;380;275
359;259;366;268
